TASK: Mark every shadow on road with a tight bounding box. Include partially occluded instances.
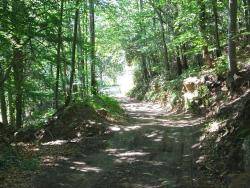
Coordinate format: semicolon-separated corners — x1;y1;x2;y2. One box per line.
34;98;214;188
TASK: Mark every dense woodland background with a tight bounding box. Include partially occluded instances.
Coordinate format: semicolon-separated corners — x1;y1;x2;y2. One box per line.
0;0;250;187
0;0;249;128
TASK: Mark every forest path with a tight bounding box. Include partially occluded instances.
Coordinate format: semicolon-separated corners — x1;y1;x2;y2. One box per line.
34;98;212;188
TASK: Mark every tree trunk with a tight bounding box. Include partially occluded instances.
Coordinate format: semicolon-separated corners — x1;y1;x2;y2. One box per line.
141;55;150;83
55;0;64;109
181;44;188;70
176;48;183;75
84;6;89;95
78;10;86;98
155;10;169;71
228;0;238;92
212;0;222;57
7;83;15;126
61;45;67;100
0;69;8;125
197;0;213;67
149;0;169;71
243;0;250;44
66;0;79;105
139;0;150;83
13;47;24;128
89;0;97;95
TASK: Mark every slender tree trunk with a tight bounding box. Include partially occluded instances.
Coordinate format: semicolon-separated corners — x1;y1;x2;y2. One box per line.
228;0;238;92
155;10;169;71
139;0;150;83
12;46;24;128
7;83;15;126
243;0;250;44
176;48;183;75
197;0;213;67
0;69;8;125
0;90;8;126
150;0;169;71
89;0;97;95
141;55;150;82
55;0;64;109
147;57;153;78
12;0;24;128
0;0;9;126
61;46;67;99
212;0;222;57
84;7;89;95
78;10;86;98
66;0;79;105
181;44;188;70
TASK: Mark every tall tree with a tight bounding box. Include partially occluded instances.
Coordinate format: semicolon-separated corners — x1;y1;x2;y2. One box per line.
153;5;170;71
212;0;222;57
243;0;250;44
12;46;24;128
0;0;9;126
197;0;213;67
0;67;8;126
11;0;26;128
139;0;150;82
228;0;238;92
66;0;80;105
89;0;98;95
55;0;64;109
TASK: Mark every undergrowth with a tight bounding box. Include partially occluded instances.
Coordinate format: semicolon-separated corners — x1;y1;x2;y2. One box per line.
0;145;39;171
23;94;124;130
129;56;230;112
86;95;125;120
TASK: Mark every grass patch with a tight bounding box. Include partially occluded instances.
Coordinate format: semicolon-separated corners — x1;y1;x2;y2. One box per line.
86;95;125;121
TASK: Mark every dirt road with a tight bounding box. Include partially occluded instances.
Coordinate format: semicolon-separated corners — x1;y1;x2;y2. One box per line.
34;98;213;188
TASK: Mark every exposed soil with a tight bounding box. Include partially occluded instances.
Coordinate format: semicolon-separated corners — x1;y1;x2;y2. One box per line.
22;98;217;188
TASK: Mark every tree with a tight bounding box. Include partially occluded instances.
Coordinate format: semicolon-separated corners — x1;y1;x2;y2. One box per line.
197;0;213;67
0;66;8;126
212;0;222;57
228;0;238;92
66;0;80;105
89;0;98;95
150;1;170;71
55;0;64;109
243;0;250;44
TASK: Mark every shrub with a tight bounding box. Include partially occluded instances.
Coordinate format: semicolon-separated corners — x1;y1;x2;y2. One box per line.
214;55;228;77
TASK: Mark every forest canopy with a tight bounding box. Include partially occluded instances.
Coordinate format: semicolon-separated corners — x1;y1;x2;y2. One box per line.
0;0;249;128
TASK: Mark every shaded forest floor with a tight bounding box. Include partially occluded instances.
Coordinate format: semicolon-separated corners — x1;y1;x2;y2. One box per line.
2;98;218;188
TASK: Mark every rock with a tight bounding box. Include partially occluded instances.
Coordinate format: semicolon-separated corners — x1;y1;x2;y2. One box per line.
182;77;202;109
183;77;201;93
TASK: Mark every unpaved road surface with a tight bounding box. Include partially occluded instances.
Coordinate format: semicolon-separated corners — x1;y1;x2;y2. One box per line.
34;98;214;188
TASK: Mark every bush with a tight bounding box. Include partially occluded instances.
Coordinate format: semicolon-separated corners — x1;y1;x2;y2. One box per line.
198;85;211;107
87;95;125;120
0;146;39;171
214;55;228;77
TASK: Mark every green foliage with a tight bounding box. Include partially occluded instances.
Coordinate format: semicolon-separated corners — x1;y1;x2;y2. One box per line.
198;85;211;107
187;100;201;114
214;55;228;77
25;108;56;128
128;67;149;100
86;95;125;120
0;146;39;171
